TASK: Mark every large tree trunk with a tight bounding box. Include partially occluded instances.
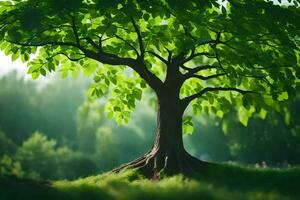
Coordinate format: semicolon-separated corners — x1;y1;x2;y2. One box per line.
113;95;209;178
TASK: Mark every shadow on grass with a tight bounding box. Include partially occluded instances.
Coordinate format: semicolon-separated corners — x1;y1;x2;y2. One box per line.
195;164;300;199
1;164;299;200
0;175;113;200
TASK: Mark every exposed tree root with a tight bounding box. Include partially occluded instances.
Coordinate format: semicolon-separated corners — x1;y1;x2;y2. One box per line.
112;148;213;179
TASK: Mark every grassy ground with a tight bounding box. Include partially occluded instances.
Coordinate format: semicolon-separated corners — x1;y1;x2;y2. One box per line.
1;164;300;200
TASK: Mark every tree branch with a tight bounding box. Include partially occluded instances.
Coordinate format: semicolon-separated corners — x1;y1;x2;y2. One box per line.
183;27;197;41
182;51;214;64
179;31;225;65
145;51;169;64
180;65;217;74
184;73;226;81
6;38;163;92
181;87;258;108
114;34;139;56
52;52;85;62
85;37;102;51
214;48;229;77
165;47;173;63
130;16;144;57
5;40;80;49
81;49;165;92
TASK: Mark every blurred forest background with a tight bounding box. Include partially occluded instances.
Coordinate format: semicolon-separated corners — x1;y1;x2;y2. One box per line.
0;70;300;180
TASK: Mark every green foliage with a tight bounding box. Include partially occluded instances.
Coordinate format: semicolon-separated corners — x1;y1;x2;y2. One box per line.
104;76;143;124
16;132;98;180
185;94;300;165
0;131;17;156
0;0;298;130
16;132;61;179
0;155;24;177
182;116;194;135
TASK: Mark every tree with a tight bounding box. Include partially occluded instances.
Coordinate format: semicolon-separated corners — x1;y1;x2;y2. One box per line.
0;0;299;178
16;132;98;179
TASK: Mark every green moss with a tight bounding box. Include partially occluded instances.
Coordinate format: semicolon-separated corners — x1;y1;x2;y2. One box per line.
1;165;300;200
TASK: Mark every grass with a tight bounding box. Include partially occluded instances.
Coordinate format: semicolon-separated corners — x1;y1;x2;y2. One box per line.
1;164;300;200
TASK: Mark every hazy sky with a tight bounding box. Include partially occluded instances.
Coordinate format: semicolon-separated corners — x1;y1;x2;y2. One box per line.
0;52;27;76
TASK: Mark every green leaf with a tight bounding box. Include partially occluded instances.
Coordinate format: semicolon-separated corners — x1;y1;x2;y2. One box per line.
238;106;255;126
21;53;30;63
277;91;288;101
94;76;101;83
113;106;121;112
133;89;142;100
48;62;55;72
143;13;150;21
31;72;39;80
11;47;19;54
11;53;19;61
40;68;46;76
183;116;194;135
140;81;147;88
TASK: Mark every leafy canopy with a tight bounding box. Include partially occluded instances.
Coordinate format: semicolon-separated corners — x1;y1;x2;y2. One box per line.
0;0;299;130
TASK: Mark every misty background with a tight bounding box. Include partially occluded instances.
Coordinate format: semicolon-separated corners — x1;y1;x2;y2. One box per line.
0;53;300;180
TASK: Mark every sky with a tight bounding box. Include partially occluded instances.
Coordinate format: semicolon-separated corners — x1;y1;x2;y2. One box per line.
0;52;27;76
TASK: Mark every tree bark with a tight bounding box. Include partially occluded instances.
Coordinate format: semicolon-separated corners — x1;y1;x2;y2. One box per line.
113;94;209;178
